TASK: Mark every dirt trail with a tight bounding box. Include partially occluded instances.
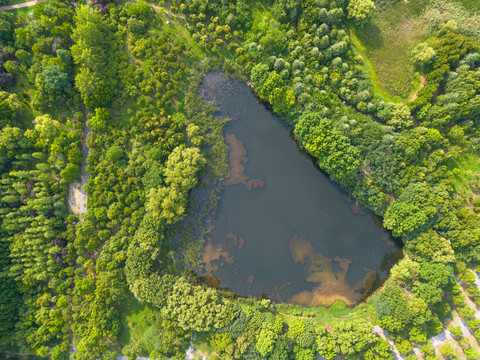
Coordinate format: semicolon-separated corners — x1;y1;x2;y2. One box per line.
0;0;46;11
410;73;426;101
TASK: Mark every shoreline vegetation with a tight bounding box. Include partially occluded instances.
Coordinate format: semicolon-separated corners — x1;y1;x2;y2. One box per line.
1;0;480;359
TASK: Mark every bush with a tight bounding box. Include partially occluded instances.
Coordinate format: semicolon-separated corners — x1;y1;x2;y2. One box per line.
60;163;80;182
106;145;124;163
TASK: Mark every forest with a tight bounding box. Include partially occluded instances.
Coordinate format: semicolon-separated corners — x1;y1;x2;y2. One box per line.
1;0;480;359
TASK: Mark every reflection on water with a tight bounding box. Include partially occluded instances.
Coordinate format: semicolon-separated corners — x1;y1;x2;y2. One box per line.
288;233;366;306
198;72;402;307
224;133;265;190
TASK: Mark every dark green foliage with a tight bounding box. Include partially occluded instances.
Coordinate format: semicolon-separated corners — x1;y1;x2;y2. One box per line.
71;5;121;109
42;64;71;93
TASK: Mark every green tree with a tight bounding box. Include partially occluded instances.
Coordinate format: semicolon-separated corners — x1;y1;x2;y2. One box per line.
146;146;205;225
440;343;456;359
71;5;119;108
88;107;110;131
106;145;124;163
384;201;428;238
30;114;62;148
42;64;71;93
256;324;277;357
163;277;228;332
251;63;270;92
347;0;375;26
386;103;412;131
0;99;15;127
294;112;360;185
411;43;436;68
390;258;420;287
60;163;80;182
405;230;455;263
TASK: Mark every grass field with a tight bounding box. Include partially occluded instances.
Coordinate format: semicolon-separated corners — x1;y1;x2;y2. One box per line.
354;0;429;100
448;154;480;197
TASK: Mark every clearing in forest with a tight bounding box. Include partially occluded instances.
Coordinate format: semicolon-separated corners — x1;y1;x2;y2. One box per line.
354;0;428;99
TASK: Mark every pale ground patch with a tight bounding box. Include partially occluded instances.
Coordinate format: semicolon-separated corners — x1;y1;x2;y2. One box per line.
67;182;83;217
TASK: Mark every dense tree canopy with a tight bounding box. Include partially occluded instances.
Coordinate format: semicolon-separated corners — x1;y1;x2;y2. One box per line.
2;0;480;359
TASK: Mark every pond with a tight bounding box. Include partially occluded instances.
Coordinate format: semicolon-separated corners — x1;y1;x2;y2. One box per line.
198;72;402;307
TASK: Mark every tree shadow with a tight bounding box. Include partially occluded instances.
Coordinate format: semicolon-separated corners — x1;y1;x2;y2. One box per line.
357;23;385;50
117;293;145;347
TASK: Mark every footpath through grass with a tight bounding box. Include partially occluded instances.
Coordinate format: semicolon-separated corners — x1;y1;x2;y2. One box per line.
353;0;429;100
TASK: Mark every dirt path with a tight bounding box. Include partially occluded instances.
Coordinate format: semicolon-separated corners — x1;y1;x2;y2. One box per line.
373;326;405;360
78;112;91;220
0;0;46;11
409;73;426;101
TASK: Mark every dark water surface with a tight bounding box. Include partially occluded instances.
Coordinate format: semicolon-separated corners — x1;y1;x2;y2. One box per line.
199;72;402;307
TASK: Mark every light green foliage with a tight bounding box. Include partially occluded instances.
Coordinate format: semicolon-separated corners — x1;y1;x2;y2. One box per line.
270;87;296;114
317;319;377;357
212;332;233;353
347;0;375;25
256;324;277;356
295;112;360;185
273;315;284;334
259;70;283;99
459;268;476;283
287;317;305;341
88;108;110;132
146;146;205;225
186;124;203;147
390;258;419;287
106;145;124;163
297;330;315;348
441;343;456;359
405;230;455;263
464;346;480;360
374;339;394;360
386;103;412;131
376;283;432;329
448;325;462;337
395;339;412;354
163;146;206;190
251;63;270;91
409;325;427;343
60;163;80;182
293;345;316;360
163;277;228;332
384;201;428;238
0;126;25;172
411;43;436;68
0;91;19;128
35;115;62;143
